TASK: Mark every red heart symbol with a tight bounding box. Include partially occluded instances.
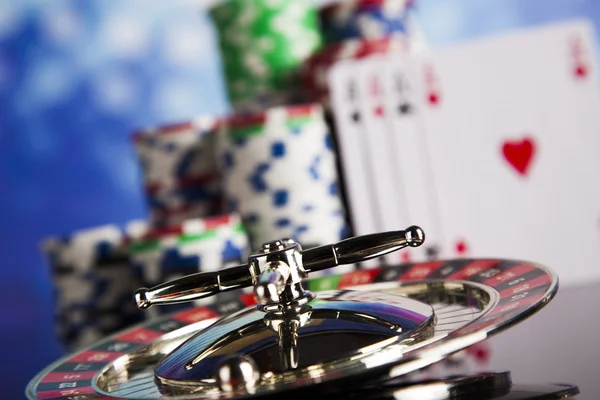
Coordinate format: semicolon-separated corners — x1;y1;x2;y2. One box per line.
455;240;468;255
374;105;384;116
501;137;536;176
575;64;588;78
428;91;440;106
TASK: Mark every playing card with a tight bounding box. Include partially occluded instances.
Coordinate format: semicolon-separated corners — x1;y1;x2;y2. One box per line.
328;60;381;270
381;55;445;262
356;56;409;265
412;19;600;285
329;61;379;237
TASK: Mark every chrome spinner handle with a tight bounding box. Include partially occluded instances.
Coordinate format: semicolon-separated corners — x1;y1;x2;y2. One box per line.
134;226;424;311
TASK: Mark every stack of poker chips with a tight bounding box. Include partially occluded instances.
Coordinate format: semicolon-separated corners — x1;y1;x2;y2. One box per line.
302;0;413;105
42;225;145;351
128;213;249;317
207;0;351;251
209;0;323;112
133;117;222;227
41;214;251;349
216;104;349;250
42;0;386;351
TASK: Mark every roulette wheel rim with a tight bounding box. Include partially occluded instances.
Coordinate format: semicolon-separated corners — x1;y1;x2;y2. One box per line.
27;255;559;399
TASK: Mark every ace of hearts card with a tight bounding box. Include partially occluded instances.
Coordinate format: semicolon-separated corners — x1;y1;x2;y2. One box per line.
411;19;600;286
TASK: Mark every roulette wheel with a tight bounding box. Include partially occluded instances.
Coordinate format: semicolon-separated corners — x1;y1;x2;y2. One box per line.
27;226;579;399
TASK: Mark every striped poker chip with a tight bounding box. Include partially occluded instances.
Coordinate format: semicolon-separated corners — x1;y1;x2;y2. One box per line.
302;35;410;105
133;117;223;227
319;0;413;44
209;0;323;111
42;224;145;351
216;104;349;250
128;214;250;317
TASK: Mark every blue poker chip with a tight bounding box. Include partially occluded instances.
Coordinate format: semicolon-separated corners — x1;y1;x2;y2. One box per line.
319;0;411;44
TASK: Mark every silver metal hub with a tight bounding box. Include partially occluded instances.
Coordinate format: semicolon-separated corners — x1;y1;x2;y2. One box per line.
93;280;497;399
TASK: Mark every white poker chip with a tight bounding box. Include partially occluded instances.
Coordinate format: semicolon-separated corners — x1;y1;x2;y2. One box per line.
42;224;144;351
128;213;250;294
132;117;223;227
216;104;349;249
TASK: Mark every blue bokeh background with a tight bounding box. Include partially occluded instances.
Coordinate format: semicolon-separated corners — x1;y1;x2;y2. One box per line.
2;0;600;398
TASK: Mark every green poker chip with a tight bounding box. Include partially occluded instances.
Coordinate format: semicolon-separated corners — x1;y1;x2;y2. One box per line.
210;0;323;111
226;113;314;142
129;222;246;255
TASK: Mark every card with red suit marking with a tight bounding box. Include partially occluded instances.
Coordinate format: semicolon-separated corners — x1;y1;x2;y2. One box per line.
381;55;444;262
356;56;409;266
570;30;591;79
328;61;380;244
411;19;600;286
